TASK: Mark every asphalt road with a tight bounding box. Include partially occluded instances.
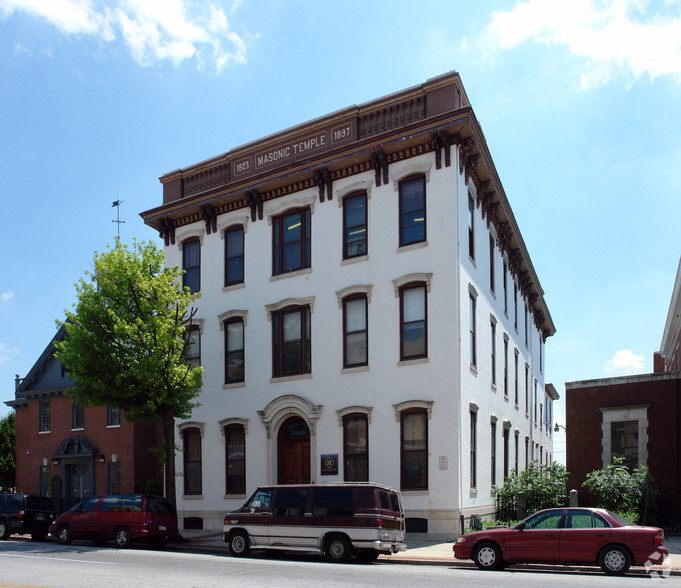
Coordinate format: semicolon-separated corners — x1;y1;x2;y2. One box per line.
0;538;678;587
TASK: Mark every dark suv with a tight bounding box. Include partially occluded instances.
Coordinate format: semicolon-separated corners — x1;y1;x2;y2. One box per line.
0;493;56;541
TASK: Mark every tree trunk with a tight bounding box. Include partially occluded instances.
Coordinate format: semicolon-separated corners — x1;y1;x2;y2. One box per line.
161;407;176;505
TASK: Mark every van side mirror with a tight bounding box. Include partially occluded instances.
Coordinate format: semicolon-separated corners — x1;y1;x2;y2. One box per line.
250;500;262;513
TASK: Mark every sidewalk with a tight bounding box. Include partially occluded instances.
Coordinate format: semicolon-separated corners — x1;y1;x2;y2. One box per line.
172;530;681;576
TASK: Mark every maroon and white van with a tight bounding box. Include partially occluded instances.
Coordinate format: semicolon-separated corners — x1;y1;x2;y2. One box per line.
223;483;407;563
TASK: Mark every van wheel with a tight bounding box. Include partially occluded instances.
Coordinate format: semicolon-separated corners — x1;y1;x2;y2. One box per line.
472;541;503;570
228;530;250;557
0;519;10;540
57;525;72;545
115;527;132;548
599;545;631;576
326;535;352;563
357;549;379;563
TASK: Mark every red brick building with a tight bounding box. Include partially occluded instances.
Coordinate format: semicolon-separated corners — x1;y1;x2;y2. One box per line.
6;326;163;512
565;256;681;526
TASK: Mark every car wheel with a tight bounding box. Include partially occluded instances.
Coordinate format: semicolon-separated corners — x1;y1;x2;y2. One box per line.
114;527;132;549
472;541;503;571
31;532;47;542
599;545;631;576
0;519;10;540
326;535;352;563
356;549;380;563
57;525;72;545
228;530;250;557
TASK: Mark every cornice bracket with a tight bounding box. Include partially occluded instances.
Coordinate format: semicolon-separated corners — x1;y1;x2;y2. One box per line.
247;190;263;222
200;204;218;234
159;217;176;246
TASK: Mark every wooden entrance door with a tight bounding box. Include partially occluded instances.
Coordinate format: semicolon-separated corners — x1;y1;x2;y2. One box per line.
278;417;311;484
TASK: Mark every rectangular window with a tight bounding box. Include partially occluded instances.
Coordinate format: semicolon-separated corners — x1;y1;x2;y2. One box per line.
525;364;529;416
39;399;50;432
225;424;246;494
514;283;518;330
525;436;529;468
503;261;508;315
400;284;427;360
185;325;201;367
108;462;121;494
468;192;475;261
489;234;495;293
514;350;519;406
107;406;121;427
490;420;497;487
71;403;84;430
534;379;538;426
343;192;367;258
343;296;368;367
41;465;51;497
611;421;639;469
399;175;426;246
182;238;200;293
503;337;509;398
524;303;529;347
490;320;496;386
225;318;245;384
272;306;311;377
273;208;311;275
470;411;477;488
224;226;244;286
540;337;544;374
514;431;519;474
469;294;477;367
183;428;202;495
401;410;427;490
503;427;510;480
343;414;368;481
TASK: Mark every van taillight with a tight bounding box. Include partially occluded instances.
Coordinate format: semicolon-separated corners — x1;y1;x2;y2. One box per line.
655;530;664;545
18;510;24;520
377;519;383;529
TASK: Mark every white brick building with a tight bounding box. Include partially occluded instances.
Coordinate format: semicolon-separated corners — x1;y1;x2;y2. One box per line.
142;72;556;539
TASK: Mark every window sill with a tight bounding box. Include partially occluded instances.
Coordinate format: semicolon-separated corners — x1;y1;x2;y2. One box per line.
341;254;368;266
270;267;312;282
469;256;476;268
398;357;429;367
491;383;497;392
397;241;428;254
183;494;203;500
106;424;121;429
400;489;429;495
71;428;84;432
223;382;246;390
39;430;51;435
222;282;245;293
270;373;313;383
224;494;247;500
469;487;478;496
341;365;369;375
470;364;478;375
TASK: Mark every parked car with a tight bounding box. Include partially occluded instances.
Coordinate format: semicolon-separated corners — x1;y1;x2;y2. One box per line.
453;507;669;575
223;483;407;563
0;493;56;541
49;494;179;548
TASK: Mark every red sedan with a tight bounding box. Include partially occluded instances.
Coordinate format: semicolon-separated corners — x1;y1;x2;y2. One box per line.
454;507;668;575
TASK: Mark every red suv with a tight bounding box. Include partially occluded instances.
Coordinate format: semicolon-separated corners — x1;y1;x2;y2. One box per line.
49;494;179;548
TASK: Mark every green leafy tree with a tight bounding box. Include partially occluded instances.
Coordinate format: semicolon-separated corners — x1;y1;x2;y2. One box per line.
54;239;203;503
0;411;16;489
583;457;656;523
496;461;568;523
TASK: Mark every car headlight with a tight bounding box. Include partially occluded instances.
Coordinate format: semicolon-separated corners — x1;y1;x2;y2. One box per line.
456;537;466;544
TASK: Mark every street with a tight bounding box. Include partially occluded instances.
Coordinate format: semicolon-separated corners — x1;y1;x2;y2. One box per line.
0;538;678;588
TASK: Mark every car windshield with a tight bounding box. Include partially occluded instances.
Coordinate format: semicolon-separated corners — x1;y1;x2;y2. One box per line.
607;510;635;526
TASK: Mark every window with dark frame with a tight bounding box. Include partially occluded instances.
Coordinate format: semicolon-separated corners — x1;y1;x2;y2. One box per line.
503;261;508;315
490;320;496;386
503;337;509;399
343;295;368;368
489;234;495;293
272;305;311;377
185;325;201;367
525;436;529;468
108;462;121;494
399;175;426;246
470;410;477;488
39;399;50;432
525;364;529;415
343;192;367;259
503;427;510;480
514;350;519;406
469;294;477;367
343;413;368;481
71;403;84;430
273;208;311;275
514;431;519;474
225;424;246;494
183;428;202;495
514;283;518;330
224;318;244;384
182;238;201;293
401;409;427;490
468;192;475;261
611;420;639;469
400;284;427;360
491;420;497;487
107;406;121;427
224;225;244;286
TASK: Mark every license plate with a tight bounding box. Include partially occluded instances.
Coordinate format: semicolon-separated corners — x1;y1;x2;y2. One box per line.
36;515;46;521
159;525;167;531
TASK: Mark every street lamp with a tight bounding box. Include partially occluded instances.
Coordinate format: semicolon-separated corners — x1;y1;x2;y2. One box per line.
554;423;567;433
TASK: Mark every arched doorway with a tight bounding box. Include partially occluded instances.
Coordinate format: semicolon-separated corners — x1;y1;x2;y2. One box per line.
277;417;310;484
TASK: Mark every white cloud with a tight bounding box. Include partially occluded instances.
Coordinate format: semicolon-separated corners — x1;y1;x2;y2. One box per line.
0;0;249;72
0;342;19;366
605;348;646;374
484;0;681;88
1;291;14;303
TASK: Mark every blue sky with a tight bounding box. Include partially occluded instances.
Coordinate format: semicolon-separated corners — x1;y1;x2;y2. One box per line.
1;0;680;465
